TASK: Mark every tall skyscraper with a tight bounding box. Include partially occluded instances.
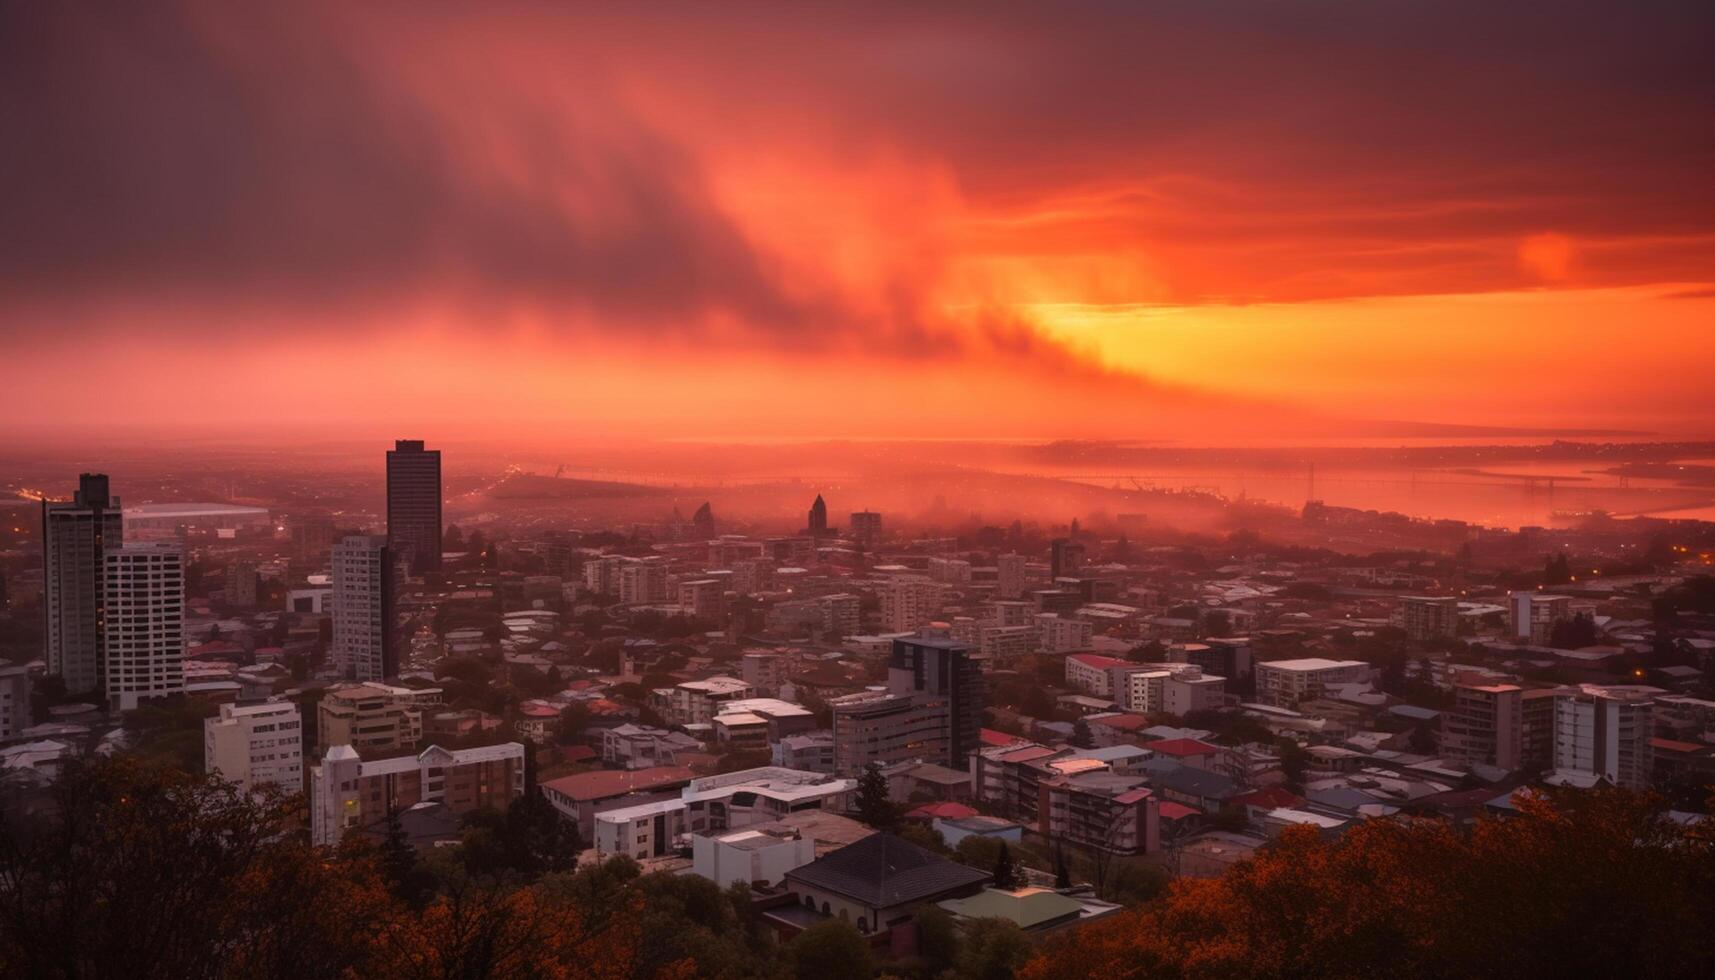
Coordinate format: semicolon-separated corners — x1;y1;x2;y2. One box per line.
42;474;123;696
331;535;398;681
386;440;442;574
102;542;186;711
808;494;828;535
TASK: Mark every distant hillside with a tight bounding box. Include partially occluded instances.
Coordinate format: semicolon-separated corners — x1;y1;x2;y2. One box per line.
486;474;672;499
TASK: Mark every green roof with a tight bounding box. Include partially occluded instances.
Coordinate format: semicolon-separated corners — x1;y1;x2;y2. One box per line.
938;887;1084;929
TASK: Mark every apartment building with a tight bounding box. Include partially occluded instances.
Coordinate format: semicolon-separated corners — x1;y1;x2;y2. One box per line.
602;723;704;769
1553;687;1654;789
101;542;186;711
317;682;441;754
652;676;755;726
1400;596;1460;640
205;700;304;792
1037;614;1094;654
1039;773;1160;855
310;742;525;845
881;578;945;633
1253;658;1372;708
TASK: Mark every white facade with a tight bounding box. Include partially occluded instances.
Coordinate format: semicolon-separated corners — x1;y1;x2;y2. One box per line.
1253;658;1372;708
1038;613;1094;653
102;542;186;711
331;535;394;681
1552;689;1653;789
205;700;303;792
693;828;815;888
882;578;945;632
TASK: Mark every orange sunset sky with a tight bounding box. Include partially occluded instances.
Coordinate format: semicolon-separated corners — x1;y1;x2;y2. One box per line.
2;1;1713;444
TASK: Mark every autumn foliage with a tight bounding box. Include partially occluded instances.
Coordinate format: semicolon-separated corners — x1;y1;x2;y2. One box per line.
1021;788;1715;980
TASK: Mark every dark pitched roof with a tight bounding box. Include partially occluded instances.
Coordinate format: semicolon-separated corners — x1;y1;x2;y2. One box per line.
785;833;989;908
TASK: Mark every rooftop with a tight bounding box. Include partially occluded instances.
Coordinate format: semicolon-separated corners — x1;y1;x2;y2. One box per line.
785;833;989;909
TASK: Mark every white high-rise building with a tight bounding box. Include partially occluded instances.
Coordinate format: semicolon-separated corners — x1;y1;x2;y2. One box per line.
205;700;304;792
101;542;185;711
619;558;669;604
331;535;397;681
1552;687;1654;789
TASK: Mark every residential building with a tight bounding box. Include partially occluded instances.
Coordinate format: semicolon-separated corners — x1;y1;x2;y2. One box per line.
997;553;1028;600
1511;592;1573;645
592;767;856;859
310;742;525;846
317;682;439;754
331;535;399;681
225;561;258;608
539;766;697;840
882;578;945;632
831;690;952;774
1038;614;1093;654
43;474;123;696
694;826;816;888
679;578;725;620
1253;658;1372;708
1442;684;1524;770
101;542;186;711
602;723;703;769
385;439;442;574
0;664;32;741
1552;687;1654;789
205;700;304;792
653;676;755;726
741;651;791;695
891;636;983;768
1401;596;1459;640
619;558;669;604
1040;773;1160;855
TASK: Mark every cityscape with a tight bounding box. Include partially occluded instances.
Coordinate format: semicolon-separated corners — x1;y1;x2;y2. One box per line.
3;3;1715;980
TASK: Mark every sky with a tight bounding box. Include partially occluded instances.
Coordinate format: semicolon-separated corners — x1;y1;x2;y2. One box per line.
2;1;1713;445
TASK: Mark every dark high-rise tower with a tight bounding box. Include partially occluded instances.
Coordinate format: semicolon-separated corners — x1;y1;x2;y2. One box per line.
43;474;123;696
808;494;828;535
386;440;441;574
1050;537;1085;581
889;636;984;768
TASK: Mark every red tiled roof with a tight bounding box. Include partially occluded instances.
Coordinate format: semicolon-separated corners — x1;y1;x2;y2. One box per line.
1649;737;1706;754
907;801;978;820
1068;653;1130;670
980;728;1023;747
1158;802;1203;820
1145;738;1222;757
1093;713;1150;731
557;745;598;764
1232;786;1304;809
539;766;694;802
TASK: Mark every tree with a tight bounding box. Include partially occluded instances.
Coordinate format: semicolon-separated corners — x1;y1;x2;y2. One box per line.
1544;552;1573;586
897;822;950;855
1550;612;1599;649
1071;716;1096;749
381;807;435;908
1020;787;1715;980
913;903;961;976
956;917;1032;980
789;919;873;980
555;703;591;743
992;841;1022;891
855;765;897;831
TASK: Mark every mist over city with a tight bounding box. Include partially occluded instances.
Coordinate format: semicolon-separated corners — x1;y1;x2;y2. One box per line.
3;3;1715;979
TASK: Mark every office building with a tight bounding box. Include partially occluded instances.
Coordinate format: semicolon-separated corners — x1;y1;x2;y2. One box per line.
893;636;983;768
331;535;398;681
101;542;186;711
808;495;828;536
1441;684;1524;770
205;700;304;792
385;439;442;574
849;511;882;544
310;742;525;846
43;474;123;696
1511;592;1573;645
1049;538;1085;581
